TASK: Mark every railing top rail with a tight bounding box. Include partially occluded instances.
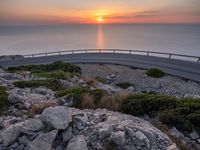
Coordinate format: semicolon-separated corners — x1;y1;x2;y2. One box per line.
22;49;200;62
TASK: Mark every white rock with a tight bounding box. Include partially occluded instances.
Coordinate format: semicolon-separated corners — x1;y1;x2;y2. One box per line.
66;135;88;150
62;127;72;142
109;131;125;146
41;106;72;129
22;119;45;132
0;124;22;146
135;130;150;149
26;130;58;150
189;131;199;140
167;143;179;150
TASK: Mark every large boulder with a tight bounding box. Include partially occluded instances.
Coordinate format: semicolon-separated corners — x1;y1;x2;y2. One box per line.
41;106;72;129
0;123;22;146
66;135;88;150
26;130;58;150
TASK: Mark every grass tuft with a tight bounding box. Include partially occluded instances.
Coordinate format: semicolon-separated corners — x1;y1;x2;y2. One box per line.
146;68;165;78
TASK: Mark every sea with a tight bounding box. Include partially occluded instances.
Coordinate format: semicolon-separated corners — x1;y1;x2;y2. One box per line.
0;24;199;57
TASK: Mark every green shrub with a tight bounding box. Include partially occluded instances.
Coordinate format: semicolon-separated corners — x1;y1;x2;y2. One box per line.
56;87;88;108
121;93;200;133
0;86;8;114
158;108;193;133
7;61;81;74
13;79;63;91
116;82;133;89
95;76;107;84
55;87;87;98
33;71;75;80
121;93;176;116
89;89;107;104
146;68;165;78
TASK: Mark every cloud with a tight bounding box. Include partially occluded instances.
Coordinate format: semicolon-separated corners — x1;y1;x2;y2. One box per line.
105;10;159;20
134;11;159;18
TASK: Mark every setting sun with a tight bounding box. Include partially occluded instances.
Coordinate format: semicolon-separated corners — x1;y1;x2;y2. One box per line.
97;17;104;23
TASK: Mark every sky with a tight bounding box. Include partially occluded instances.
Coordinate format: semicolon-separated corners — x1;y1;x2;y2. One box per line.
0;0;200;25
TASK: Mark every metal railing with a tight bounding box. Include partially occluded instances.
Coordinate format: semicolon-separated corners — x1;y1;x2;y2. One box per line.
22;49;200;63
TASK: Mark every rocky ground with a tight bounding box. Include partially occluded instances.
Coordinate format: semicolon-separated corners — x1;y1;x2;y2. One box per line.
0;64;200;150
79;64;200;98
0;106;177;150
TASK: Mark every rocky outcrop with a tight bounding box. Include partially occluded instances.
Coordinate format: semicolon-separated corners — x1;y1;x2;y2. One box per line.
0;107;177;150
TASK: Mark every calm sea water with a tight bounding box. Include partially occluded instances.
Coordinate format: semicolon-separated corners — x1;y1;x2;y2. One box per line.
0;24;199;56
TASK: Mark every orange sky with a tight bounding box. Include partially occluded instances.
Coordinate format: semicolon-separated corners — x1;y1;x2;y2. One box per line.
0;0;200;25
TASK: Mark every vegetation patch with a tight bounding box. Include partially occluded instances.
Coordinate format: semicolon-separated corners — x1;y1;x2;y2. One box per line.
146;68;165;78
7;61;81;74
95;76;107;84
33;71;76;80
121;93;200;133
13;79;64;91
0;86;8;114
116;82;133;89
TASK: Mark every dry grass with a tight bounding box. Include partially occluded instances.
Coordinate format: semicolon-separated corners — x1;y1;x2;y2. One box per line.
28;102;57;117
82;77;97;86
99;92;129;111
76;91;129;111
81;93;95;109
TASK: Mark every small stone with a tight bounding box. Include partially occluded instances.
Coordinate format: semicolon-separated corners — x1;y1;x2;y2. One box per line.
169;127;184;139
18;136;29;146
109;131;125;146
189;131;199;140
167;143;179;150
197;138;200;144
98;126;112;140
26;130;58;150
126;127;136;139
23;119;45;132
135;130;150;149
41;106;72;130
62;127;72;142
15;144;25;150
66;135;88;150
8;142;19;149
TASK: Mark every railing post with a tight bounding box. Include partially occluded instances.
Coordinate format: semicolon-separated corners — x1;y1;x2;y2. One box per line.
147;51;150;56
99;49;101;53
72;50;74;54
169;54;172;59
198;57;200;63
59;51;61;55
129;50;131;54
32;54;34;58
85;49;87;53
113;50;115;53
46;53;48;57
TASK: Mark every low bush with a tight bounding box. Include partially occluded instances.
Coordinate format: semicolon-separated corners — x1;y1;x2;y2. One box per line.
158;108;193;133
0;86;8;114
13;79;63;91
121;93;176;116
146;68;165;78
7;61;81;74
33;71;75;80
116;82;133;89
121;93;200;134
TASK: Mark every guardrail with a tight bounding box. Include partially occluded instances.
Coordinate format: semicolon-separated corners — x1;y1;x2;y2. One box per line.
21;49;200;63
